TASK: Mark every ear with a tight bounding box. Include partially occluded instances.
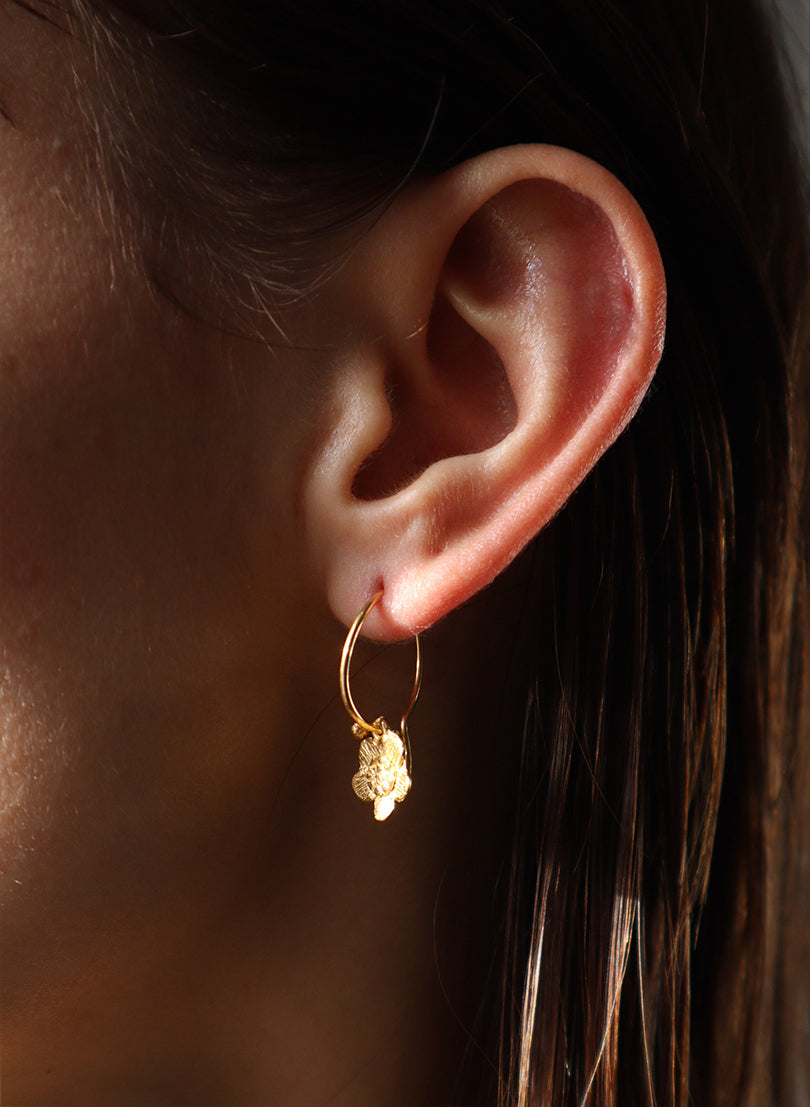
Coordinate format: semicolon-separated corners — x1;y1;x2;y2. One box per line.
304;144;665;639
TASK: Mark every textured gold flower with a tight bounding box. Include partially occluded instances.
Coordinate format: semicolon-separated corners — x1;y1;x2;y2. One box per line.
351;719;411;821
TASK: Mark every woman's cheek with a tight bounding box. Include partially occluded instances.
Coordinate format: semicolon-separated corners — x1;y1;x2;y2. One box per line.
0;224;277;968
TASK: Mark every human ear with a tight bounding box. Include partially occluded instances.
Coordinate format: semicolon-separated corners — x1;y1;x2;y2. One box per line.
304;145;665;638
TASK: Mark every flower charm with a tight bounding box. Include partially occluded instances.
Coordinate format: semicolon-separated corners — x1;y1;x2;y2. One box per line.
351;717;411;820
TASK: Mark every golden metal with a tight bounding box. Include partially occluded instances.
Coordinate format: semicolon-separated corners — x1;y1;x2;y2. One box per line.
340;590;422;820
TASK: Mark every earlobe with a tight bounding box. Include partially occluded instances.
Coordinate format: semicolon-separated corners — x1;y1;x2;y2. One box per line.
304;145;665;639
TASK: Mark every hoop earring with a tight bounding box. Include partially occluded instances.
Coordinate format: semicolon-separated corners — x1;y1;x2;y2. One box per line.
340;590;422;821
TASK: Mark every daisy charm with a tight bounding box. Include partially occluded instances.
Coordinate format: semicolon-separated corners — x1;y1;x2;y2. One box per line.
351;717;412;821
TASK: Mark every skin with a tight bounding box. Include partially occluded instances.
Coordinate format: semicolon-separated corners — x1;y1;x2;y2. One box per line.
0;9;519;1103
0;3;664;1103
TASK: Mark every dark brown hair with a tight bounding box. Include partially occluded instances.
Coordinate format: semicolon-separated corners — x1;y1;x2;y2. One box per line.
49;0;810;1101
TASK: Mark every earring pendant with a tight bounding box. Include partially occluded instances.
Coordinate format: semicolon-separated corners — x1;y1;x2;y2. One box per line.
339;591;421;821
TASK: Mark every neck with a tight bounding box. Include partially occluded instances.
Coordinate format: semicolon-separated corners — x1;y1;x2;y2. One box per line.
188;595;520;1105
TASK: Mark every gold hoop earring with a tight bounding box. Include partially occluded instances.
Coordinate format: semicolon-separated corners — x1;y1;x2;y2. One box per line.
340;590;422;821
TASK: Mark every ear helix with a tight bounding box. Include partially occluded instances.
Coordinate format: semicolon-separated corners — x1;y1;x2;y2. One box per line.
339;591;422;821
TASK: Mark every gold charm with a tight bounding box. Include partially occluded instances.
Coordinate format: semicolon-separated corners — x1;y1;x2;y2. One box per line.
340;592;422;821
351;717;412;821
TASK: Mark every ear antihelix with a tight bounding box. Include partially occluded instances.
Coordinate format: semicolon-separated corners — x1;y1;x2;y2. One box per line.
441;178;637;425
